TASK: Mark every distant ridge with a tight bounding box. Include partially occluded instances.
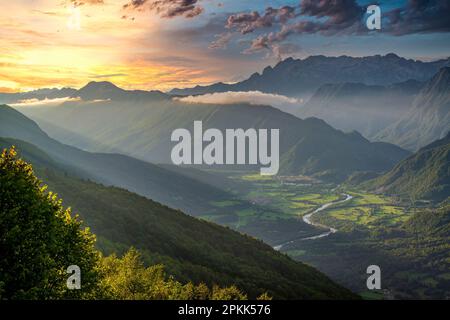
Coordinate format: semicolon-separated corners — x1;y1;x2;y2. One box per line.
0;81;169;105
376;67;450;150
169;54;449;97
75;81;169;101
0;87;77;105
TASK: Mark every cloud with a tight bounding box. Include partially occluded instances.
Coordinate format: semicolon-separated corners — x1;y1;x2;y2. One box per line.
123;0;204;19
221;0;450;55
226;6;296;34
385;0;450;35
69;0;104;7
218;0;365;54
10;97;81;108
91;73;128;78
245;0;365;53
209;32;233;49
225;0;363;37
175;91;303;114
300;0;363;26
271;43;302;60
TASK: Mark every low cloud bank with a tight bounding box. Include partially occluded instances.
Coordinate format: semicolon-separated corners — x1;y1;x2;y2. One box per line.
10;97;81;108
176;91;303;114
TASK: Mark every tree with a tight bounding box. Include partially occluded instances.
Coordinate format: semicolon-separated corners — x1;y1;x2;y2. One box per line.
98;248;247;300
0;147;251;300
0;147;100;299
210;285;247;300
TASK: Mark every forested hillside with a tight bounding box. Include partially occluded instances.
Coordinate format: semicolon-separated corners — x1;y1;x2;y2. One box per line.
0;142;358;299
367;133;450;202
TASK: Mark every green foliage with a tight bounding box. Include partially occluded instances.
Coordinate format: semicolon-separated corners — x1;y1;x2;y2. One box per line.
210;285;247;300
98;248;246;300
403;204;450;237
0;147;248;300
256;292;272;300
0;147;100;299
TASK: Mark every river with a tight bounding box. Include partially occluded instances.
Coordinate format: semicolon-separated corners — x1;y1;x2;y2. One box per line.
274;193;353;251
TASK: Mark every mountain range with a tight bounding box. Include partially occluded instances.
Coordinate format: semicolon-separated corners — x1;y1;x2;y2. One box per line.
0;87;78;105
15;86;410;182
3;53;447;155
169;53;449;98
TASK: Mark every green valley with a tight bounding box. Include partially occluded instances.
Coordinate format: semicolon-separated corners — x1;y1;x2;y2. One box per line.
200;171;449;299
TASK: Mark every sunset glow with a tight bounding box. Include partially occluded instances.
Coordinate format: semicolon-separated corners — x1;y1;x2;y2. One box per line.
0;0;223;91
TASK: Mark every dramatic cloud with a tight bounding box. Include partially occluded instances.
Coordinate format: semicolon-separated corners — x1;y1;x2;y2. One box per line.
385;0;450;35
300;0;363;26
219;0;365;54
176;91;303;114
123;0;204;18
226;6;296;34
221;0;450;55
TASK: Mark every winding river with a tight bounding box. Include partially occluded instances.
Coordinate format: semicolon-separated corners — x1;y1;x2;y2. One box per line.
274;193;353;251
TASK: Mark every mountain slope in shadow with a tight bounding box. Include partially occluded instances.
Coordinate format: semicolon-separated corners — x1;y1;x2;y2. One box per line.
0;105;233;216
376;67;450;151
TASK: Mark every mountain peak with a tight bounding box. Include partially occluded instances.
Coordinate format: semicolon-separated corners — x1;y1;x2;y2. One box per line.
76;81;126;101
80;81;122;92
75;81;169;102
384;53;400;59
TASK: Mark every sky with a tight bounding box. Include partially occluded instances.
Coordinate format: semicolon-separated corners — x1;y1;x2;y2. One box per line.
1;0;449;92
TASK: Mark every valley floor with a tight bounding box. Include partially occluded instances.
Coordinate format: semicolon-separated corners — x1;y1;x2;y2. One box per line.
198;171;449;299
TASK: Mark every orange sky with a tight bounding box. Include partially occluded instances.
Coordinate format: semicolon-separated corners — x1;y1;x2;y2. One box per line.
0;0;235;92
